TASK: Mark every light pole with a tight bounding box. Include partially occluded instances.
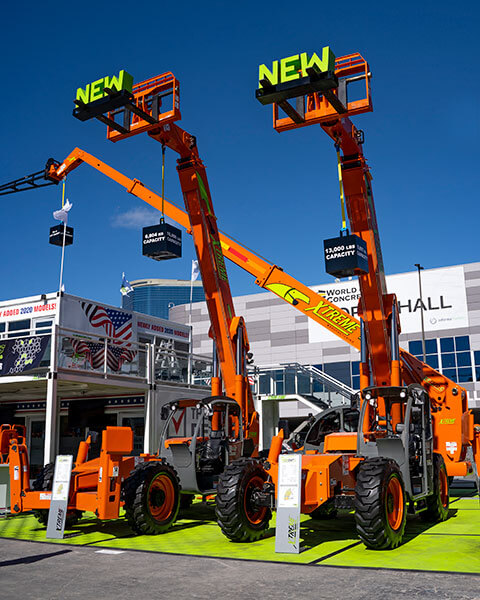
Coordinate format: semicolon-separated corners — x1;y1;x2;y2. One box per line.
414;263;426;363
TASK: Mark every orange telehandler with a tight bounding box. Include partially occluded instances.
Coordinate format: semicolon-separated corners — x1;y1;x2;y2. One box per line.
1;60;479;544
2;71;261;534
212;49;480;547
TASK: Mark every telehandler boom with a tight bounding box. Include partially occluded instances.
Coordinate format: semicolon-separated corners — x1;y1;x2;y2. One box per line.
4;71;260;533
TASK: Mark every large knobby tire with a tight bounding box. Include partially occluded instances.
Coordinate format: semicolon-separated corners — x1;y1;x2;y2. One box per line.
216;459;271;542
123;461;180;535
355;458;407;550
421;453;449;523
32;463;54;526
32;463;82;528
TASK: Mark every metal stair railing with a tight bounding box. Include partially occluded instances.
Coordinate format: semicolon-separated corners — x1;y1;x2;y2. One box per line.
279;362;357;400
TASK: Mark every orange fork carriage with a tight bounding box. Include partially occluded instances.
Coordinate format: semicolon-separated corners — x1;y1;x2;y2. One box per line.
8;427;137;519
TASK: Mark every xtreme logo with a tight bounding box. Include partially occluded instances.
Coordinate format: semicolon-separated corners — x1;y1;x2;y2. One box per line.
287;516;298;548
266;283;360;338
210;235;229;282
194;170;228;282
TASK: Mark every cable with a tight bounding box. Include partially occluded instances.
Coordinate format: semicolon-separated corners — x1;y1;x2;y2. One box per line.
161;144;166;218
61;177;66;208
335;145;347;233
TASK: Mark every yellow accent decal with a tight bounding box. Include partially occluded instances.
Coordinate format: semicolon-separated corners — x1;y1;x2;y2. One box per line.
266;283;310;305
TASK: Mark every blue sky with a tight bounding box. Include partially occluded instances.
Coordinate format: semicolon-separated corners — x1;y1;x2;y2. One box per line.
1;1;478;308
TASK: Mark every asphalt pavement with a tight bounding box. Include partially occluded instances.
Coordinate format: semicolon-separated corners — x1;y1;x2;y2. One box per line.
0;538;479;600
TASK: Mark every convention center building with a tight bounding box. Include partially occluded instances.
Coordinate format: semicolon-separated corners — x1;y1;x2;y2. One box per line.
170;261;480;410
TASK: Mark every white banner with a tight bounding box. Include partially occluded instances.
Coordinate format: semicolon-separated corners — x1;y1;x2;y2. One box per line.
0;300;58;323
60;296;190;342
308;265;468;343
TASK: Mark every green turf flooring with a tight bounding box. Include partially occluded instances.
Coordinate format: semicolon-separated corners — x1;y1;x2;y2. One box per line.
1;489;479;573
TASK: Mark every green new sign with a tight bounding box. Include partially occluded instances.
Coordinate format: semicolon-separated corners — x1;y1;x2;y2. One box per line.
258;47;335;88
76;70;133;104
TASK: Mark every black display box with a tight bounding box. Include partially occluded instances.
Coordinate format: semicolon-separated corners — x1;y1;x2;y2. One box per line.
142;221;182;261
324;233;368;278
49;225;74;247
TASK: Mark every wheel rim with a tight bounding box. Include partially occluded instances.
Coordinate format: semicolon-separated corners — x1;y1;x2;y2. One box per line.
439;467;449;508
243;474;267;525
148;474;175;522
385;475;404;530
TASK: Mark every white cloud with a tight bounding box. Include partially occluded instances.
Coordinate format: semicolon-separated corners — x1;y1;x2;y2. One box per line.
111;207;159;229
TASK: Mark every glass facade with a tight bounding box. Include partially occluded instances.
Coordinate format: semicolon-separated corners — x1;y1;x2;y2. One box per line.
122;280;205;319
300;336;478;391
408;335;474;383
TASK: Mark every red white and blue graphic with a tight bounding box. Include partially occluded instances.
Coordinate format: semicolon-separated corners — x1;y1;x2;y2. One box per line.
71;303;136;371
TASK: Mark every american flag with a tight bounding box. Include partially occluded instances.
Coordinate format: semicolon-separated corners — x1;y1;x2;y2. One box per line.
81;302;132;342
71;303;136;372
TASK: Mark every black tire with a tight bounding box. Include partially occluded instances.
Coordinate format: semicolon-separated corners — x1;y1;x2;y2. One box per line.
309;499;338;520
32;463;82;528
123;461;180;535
216;459;271;542
32;463;54;526
355;457;407;550
421;453;449;522
180;494;194;509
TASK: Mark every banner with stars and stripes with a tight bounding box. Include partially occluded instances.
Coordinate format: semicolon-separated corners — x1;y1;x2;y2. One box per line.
70;302;136;372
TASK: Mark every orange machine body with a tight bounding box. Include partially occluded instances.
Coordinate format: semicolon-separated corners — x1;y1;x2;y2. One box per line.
256;48;480;521
51;74;259;449
7;427;150;520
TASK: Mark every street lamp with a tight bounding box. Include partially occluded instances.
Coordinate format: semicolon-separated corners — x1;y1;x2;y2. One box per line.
414;263;426;363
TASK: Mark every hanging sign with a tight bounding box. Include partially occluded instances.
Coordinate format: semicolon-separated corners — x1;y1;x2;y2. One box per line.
142;220;182;261
49;225;74;247
324;234;368;278
275;453;302;553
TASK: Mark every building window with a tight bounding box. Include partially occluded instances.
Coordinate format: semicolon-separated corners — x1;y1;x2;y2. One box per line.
324;362;352;387
440;337;454;353
474;352;480;382
408;337;473;383
7;319;31;338
455;336;470;352
408;338;439;370
409;340;423;355
351;361;360;390
442;353;456;368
